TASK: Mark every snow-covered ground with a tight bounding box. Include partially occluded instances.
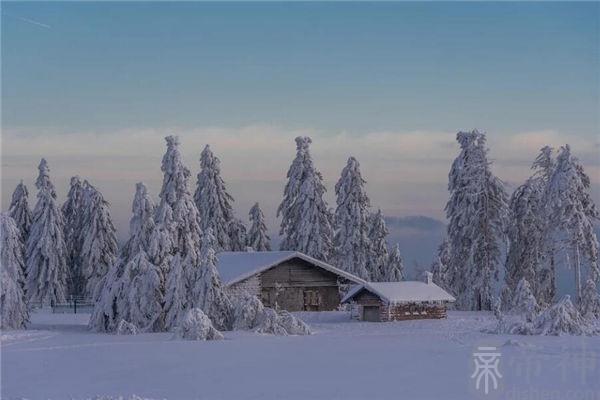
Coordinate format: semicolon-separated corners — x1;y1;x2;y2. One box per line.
2;310;599;400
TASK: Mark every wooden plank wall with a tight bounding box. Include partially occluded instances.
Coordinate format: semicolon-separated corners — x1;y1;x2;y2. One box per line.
260;259;341;311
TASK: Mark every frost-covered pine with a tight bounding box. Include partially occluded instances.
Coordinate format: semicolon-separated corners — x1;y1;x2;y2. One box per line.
158;136;204;330
580;279;600;320
25;159;68;306
89;182;159;333
277;136;333;262
382;243;404;282
164;254;187;329
366;209;389;281
192;229;232;331
194;145;235;251
333;157;371;279
445;131;508;311
545;145;600;303
511;278;539;322
505;147;556;307
61;176;85;296
122;182;156;260
247;203;271;251
8;181;32;245
127;251;164;332
228;218;248;252
1;214;29;329
431;239;452;292
77;182;118;298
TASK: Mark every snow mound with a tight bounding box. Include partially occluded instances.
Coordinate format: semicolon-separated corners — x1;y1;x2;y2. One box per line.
116;320;138;335
231;293;311;336
172;308;224;341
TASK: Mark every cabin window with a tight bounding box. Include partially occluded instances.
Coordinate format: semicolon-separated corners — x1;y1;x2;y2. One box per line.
303;290;320;311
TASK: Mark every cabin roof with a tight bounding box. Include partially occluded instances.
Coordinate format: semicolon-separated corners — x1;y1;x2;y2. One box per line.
216;251;366;286
341;281;456;305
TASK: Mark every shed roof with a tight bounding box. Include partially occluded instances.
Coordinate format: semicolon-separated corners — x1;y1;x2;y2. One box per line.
341;281;456;304
216;251;366;286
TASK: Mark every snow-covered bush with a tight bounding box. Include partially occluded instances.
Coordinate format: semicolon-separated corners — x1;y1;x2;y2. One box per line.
231;293;311;336
494;295;599;336
231;292;265;331
274;310;312;336
172;308;224;341
533;295;599;336
117;320;138;335
254;307;288;335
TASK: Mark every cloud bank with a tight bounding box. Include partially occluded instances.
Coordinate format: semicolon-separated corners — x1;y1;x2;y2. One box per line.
2;124;598;241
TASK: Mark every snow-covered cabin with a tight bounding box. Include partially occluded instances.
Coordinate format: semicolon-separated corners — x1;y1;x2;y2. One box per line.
341;273;456;322
217;251;365;311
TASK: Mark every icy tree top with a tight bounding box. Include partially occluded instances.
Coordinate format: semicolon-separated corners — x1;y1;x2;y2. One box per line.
35;158;56;198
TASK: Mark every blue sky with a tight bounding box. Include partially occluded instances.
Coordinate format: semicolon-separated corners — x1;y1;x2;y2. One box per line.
2;2;599;247
3;2;599;133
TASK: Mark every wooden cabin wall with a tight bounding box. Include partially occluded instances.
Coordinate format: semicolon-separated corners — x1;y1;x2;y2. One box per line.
381;304;447;321
352;290;447;321
259;259;341;311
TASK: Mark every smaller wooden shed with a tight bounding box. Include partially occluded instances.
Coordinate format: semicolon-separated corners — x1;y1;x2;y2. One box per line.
341;273;456;322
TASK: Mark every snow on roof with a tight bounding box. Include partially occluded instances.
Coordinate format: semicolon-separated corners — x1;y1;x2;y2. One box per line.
216;251;366;286
341;281;456;304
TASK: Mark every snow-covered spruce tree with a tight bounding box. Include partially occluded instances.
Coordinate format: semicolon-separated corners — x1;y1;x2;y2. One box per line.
76;182;118;298
1;214;29;329
25;159;68;306
511;278;539;322
194;144;235;252
504;147;555;308
580;279;600;320
531;146;559;306
247;202;271;251
127;251;164;332
61;176;86;296
89;182;159;332
228;218;248;252
163;254;186;329
333;157;371;279
366;209;390;281
545;144;600;304
8;181;32;245
193;228;232;331
158;136;204;330
277;136;333;262
445;130;508;311
431;239;452;292
383;243;404;282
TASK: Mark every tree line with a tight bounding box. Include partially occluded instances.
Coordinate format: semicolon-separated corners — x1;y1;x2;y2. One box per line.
1;135;403;330
431;130;599;326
